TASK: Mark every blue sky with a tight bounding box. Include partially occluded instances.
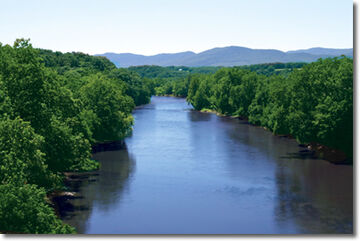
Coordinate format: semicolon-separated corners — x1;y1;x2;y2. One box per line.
0;0;353;55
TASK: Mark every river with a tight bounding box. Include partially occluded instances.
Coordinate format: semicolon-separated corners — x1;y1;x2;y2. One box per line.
61;96;353;234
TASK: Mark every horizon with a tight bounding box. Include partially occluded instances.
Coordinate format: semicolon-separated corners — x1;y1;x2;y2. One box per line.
0;0;352;55
2;40;353;57
98;45;353;56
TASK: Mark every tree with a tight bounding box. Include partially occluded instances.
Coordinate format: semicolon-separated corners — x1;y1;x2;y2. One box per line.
109;68;151;106
0;184;75;234
0;117;60;189
0;39;97;172
287;57;353;157
80;74;135;142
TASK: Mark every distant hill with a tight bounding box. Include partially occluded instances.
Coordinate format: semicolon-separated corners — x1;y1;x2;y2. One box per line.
96;46;353;67
287;47;353;56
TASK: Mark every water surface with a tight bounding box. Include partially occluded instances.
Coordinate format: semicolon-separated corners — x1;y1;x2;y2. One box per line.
62;96;353;234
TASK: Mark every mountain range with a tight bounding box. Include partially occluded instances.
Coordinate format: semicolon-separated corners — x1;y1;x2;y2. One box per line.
96;46;353;67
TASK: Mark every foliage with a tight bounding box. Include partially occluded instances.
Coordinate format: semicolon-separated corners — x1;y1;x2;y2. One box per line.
132;63;304;99
0;184;75;234
236;62;307;76
0;39;148;233
0;117;60;189
39;49;116;74
128;65;221;79
129;65;220;98
0;39;96;173
186;57;353;160
287;57;353;156
80;74;135;142
108;68;152;106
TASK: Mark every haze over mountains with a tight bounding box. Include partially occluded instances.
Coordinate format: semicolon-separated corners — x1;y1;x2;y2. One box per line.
96;46;353;68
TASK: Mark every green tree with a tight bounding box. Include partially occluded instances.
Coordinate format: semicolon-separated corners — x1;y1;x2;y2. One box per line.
109;68;151;105
0;39;97;172
287;57;353;157
0;117;60;189
80;74;135;141
0;184;75;234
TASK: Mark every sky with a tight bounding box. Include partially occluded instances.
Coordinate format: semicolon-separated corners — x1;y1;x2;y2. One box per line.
0;0;353;55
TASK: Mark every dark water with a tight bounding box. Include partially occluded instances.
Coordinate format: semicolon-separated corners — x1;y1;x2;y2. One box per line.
62;96;353;234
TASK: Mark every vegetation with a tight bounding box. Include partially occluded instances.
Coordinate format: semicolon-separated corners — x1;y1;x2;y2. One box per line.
0;184;75;234
185;57;353;161
0;38;352;233
126;60;353;161
79;74;134;141
129;63;306;97
0;39;152;233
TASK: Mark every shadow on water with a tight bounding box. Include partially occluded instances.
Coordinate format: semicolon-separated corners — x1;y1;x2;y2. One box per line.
186;109;353;234
92;140;126;153
187;110;212;122
274;158;353;234
215;115;353;233
62;97;352;234
279;150;316;160
60;142;136;233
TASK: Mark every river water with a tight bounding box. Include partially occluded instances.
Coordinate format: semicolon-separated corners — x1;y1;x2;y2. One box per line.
62;96;353;234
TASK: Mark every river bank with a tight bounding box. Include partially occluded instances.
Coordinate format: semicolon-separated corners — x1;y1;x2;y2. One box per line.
198;107;351;165
48;140;127;230
56;96;353;234
49;172;99;220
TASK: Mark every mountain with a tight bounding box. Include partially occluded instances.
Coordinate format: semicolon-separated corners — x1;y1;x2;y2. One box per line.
96;46;353;67
287;47;353;56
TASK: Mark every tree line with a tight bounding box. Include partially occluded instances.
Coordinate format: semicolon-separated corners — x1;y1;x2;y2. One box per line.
137;58;352;162
130;62;307;97
183;57;352;161
0;39;152;233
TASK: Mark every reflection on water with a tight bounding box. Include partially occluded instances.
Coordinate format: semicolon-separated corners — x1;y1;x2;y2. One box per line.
62;144;135;233
274;159;353;233
63;96;353;234
187;110;212;122
216;114;353;233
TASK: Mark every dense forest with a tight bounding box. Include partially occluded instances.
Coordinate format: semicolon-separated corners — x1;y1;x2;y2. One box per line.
0;39;152;233
152;57;352;161
0;39;353;234
129;62;306;97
